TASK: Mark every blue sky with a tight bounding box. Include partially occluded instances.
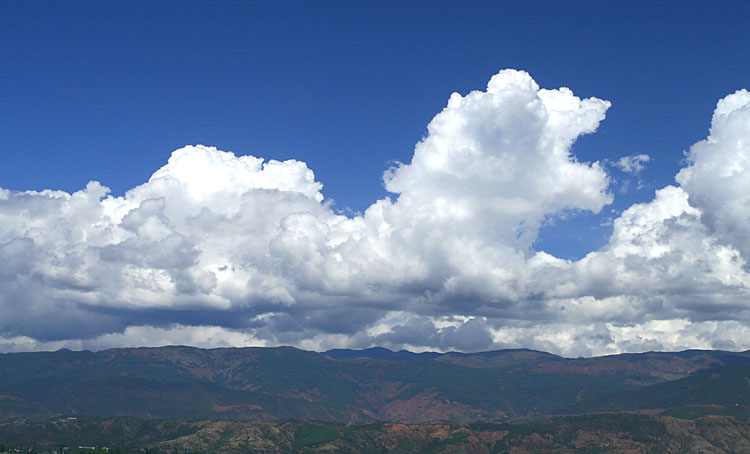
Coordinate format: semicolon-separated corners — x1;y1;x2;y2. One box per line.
2;1;750;355
3;1;749;257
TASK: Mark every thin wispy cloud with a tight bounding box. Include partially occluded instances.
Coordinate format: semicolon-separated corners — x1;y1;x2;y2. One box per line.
615;154;651;174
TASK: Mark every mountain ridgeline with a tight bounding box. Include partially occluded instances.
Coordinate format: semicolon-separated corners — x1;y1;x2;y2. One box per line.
0;346;748;423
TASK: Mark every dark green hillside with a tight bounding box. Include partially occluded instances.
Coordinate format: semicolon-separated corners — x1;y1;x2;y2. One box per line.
0;376;339;420
565;362;750;416
0;395;53;420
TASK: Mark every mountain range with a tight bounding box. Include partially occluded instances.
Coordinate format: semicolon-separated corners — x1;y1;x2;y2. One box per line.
1;346;748;423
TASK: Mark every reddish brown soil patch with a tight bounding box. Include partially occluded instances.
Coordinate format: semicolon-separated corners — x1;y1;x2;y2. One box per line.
379;390;505;422
212;404;263;412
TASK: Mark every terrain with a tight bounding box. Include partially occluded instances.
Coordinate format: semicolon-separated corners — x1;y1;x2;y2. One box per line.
1;414;749;453
0;346;748;423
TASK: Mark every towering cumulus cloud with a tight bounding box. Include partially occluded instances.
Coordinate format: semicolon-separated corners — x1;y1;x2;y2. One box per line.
1;70;749;356
676;90;750;259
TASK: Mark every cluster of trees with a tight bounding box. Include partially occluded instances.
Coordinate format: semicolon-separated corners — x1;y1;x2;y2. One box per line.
0;446;140;454
0;444;38;454
0;446;197;454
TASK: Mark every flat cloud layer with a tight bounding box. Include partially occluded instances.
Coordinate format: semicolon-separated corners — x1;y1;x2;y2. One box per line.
1;70;749;357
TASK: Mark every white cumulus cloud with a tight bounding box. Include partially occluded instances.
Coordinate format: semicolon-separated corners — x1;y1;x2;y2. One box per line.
1;70;749;356
676;89;750;259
